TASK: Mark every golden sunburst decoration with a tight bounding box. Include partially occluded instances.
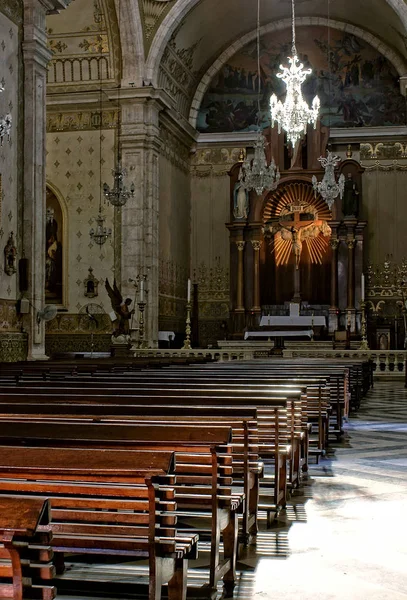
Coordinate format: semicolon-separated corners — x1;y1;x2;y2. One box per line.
263;182;331;268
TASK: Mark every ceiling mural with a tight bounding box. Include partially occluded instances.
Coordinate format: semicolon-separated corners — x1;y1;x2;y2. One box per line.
197;26;406;133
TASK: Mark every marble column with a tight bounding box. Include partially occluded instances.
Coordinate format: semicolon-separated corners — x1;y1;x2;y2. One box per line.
22;0;71;360
347;239;356;332
120;91;163;349
251;240;262;312
329;238;339;333
235;241;245;312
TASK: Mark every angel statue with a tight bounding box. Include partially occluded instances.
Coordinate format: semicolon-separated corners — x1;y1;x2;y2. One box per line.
105;279;134;337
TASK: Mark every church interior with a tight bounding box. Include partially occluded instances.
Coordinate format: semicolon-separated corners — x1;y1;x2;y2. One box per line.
0;0;406;598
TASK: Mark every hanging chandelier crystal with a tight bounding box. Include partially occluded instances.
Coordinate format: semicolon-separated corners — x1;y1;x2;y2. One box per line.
270;0;320;147
89;211;112;246
241;130;280;195
312;151;345;210
311;3;345;211
103;160;135;208
240;0;280;196
0;83;12;146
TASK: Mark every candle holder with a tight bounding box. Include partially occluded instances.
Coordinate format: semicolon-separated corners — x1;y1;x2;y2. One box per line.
138;301;146;348
311;312;314;342
359;300;369;350
182;301;192;350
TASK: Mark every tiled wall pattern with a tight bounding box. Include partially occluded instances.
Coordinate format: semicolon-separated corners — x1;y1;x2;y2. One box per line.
46;127;118;316
0;11;18;309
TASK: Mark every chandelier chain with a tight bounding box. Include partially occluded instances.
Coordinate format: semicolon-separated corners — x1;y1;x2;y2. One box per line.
291;0;296;56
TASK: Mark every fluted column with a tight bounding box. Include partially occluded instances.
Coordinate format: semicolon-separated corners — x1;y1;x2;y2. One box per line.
251;240;262;312
120;92;164;348
330;238;339;309
347;239;356;310
235;241;245;312
23;0;71;360
328;238;339;333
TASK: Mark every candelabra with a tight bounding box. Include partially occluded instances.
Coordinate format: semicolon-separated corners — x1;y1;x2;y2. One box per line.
103;161;135;207
89;211;112;246
138;300;146;348
182;301;192;350
312;151;345;210
359;300;369;350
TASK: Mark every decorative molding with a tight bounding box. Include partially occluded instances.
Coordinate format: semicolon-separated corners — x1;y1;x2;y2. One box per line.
0;0;23;26
158;34;199;116
0;332;27;362
142;0;175;42
45;312;112;333
45;333;111;355
193;261;229;303
191;146;244;178
361;160;407;172
0;299;20;331
159;257;188;299
360;142;407;160
160;124;190;173
366;258;407;299
46;109;119;132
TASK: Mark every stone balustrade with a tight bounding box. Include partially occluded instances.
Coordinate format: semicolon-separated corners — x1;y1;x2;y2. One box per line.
133;346;407;377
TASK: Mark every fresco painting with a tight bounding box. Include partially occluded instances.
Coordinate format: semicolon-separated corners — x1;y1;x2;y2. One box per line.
197;26;406;133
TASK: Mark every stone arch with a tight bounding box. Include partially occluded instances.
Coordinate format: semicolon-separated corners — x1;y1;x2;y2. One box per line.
45;182;69;308
146;0;407;92
189;17;407;128
116;0;145;86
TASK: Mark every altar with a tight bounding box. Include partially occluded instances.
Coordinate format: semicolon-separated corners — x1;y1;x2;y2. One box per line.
260;303;326;329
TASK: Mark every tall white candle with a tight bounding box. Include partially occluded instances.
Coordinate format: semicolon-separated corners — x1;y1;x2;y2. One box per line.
187;278;191;302
361;273;365;301
140;279;144;302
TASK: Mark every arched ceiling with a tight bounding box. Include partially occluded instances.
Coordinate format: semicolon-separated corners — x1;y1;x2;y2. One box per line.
150;0;407;126
151;0;407;80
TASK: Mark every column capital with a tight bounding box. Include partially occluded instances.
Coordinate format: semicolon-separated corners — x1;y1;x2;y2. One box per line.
236;241;246;252
330;238;339;250
251;240;263;251
347;239;356;250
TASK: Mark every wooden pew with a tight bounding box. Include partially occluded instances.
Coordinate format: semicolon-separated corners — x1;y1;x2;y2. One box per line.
0;497;54;600
0;425;242;594
0;448;197;600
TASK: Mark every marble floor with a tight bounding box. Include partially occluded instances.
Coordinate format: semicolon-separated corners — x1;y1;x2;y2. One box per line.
58;380;407;600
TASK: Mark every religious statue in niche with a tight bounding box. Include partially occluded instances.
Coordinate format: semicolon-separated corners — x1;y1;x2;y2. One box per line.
84;267;99;298
233;171;249;219
342;173;360;218
265;203;331;270
45;208;63;303
105;278;135;338
4;232;17;275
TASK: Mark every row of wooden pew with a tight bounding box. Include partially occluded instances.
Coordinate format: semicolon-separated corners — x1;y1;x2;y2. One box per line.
0;356;372;599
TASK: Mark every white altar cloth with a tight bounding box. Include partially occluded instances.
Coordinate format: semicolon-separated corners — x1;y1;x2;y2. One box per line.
260;315;326;327
158;331;175;342
244;329;313;340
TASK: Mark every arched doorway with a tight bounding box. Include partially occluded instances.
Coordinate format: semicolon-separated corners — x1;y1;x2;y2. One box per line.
45;185;66;306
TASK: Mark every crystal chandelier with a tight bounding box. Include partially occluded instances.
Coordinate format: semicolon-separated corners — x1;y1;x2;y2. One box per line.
240;130;280;195
103;160;135;207
312;151;345;209
89;211;112;246
311;3;345;210
0;82;12;146
270;0;320;146
240;0;280;196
